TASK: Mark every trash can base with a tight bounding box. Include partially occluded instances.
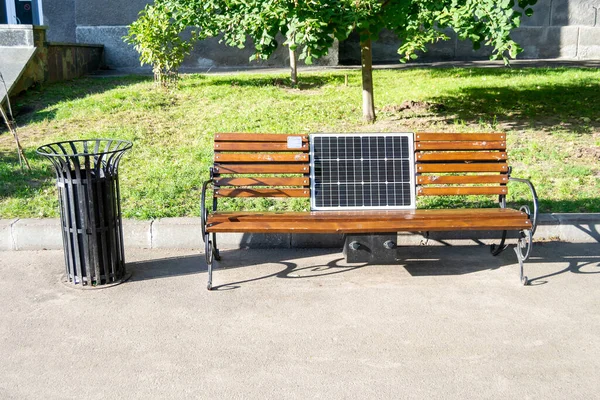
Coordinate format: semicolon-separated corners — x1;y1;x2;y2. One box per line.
60;272;132;290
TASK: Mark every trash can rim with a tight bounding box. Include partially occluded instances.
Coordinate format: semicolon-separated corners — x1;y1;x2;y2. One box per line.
36;139;133;158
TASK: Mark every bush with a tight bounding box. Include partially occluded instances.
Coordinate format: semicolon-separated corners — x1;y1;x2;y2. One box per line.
124;2;196;87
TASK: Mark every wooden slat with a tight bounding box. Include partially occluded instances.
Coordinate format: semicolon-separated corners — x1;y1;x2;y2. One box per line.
417;175;508;184
214;153;309;163
415;141;506;151
417;186;507;196
214;142;309;152
214;163;310;174
416;152;508;162
215;177;310;187
417;163;508;173
207;217;531;233
415;133;507;141
214;188;310;198
215;133;308;142
208;209;528;223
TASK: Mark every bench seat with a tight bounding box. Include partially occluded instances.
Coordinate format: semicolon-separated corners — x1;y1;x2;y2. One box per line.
206;208;532;233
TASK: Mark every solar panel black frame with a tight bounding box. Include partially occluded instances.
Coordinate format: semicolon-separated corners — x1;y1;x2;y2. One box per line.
310;133;416;211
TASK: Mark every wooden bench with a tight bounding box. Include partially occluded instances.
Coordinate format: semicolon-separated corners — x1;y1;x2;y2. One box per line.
201;132;538;290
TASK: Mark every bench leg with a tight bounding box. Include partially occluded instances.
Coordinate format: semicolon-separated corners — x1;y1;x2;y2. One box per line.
514;247;527;286
514;229;533;286
205;233;214;290
212;232;221;261
490;230;508;256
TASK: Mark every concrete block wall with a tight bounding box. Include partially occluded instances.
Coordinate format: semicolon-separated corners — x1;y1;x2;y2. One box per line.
340;0;600;64
41;0;76;43
42;0;337;71
42;0;600;70
0;24;36;46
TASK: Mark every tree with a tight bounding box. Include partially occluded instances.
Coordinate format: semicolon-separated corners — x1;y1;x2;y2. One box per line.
162;0;356;85
131;0;536;121
351;0;538;121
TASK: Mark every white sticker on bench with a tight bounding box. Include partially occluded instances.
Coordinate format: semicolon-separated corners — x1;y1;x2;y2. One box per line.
287;136;303;149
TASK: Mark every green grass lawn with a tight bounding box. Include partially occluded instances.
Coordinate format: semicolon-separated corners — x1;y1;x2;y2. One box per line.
1;67;599;219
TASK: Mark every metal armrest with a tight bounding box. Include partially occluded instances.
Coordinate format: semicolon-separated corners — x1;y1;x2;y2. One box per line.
201;178;213;240
509;176;538;236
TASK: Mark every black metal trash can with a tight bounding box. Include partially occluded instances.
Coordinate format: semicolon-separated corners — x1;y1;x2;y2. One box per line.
37;139;133;286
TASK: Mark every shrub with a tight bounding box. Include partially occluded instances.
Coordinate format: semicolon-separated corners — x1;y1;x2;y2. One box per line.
124;2;196;87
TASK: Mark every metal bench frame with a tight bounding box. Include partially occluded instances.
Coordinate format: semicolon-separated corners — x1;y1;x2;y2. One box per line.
201;133;538;290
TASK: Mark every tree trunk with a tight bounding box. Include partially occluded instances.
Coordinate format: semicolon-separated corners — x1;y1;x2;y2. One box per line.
289;47;298;87
360;36;376;123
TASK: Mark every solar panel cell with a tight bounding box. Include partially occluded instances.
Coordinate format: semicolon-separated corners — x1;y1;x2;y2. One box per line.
310;133;416;210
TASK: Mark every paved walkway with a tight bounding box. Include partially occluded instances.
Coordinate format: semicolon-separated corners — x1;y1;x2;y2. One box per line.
1;242;599;399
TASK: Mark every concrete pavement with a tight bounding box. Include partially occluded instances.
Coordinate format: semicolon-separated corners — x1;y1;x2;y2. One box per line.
1;242;599;399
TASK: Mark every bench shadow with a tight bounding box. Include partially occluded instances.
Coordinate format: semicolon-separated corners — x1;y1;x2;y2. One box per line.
573;224;600;242
127;248;364;288
126;242;599;289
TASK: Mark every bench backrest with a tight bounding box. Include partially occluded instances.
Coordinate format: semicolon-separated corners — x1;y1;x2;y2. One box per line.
415;133;509;197
212;132;509;203
213;133;310;199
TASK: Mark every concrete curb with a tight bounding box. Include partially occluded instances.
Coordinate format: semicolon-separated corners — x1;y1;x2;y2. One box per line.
0;213;599;251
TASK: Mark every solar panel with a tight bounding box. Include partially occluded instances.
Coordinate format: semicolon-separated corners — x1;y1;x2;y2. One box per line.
310;133;416;210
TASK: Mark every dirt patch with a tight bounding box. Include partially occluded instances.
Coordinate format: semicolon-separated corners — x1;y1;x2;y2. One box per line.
272;79;325;95
575;146;600;161
381;100;446;114
368;115;453;132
